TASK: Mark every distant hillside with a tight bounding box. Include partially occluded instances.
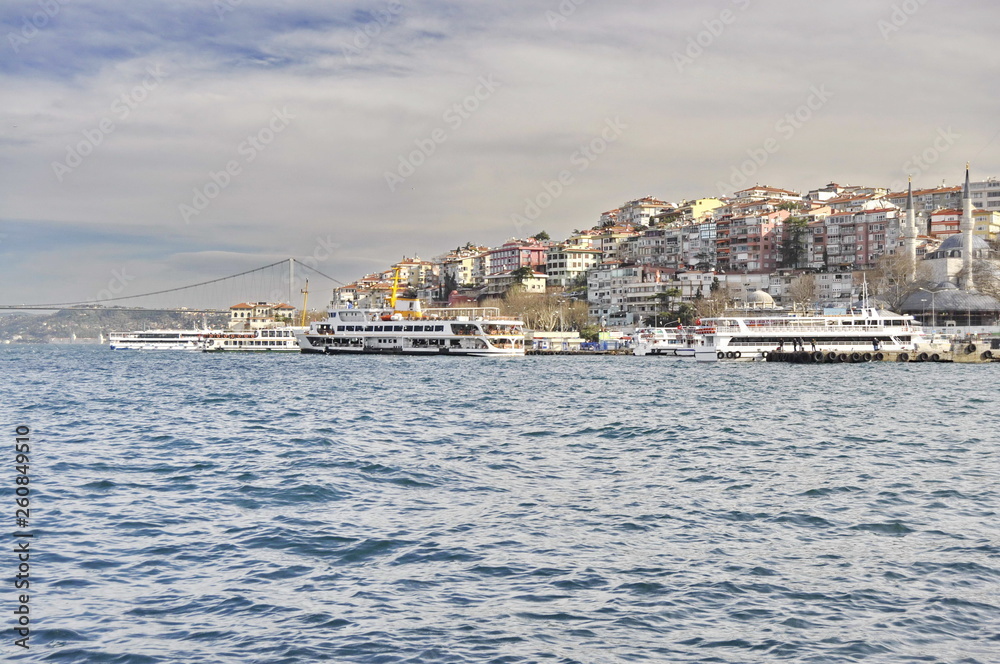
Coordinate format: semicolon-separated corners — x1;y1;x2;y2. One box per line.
0;309;229;343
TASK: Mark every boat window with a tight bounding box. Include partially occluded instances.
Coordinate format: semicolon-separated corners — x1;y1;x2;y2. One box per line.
404;325;413;332
435;325;444;332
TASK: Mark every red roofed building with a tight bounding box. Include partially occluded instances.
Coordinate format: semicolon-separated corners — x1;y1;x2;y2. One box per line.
733;185;802;202
229;302;297;330
930;208;962;239
886;185;961;212
487;240;550;275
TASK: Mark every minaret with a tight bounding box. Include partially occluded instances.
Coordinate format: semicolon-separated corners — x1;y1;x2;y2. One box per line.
960;164;975;290
903;176;917;282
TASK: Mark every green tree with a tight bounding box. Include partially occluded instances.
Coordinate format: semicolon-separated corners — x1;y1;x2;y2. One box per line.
779;216;810;269
649;287;682;326
511;266;535;284
676;302;697;326
531;231;550;242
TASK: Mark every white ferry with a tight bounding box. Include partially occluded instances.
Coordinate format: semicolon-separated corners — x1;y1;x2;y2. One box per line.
200;327;307;352
297;273;525;357
632;327;698;357
109;329;208;350
692;307;933;362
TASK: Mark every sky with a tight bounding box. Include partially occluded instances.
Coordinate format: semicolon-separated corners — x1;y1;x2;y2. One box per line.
1;0;998;306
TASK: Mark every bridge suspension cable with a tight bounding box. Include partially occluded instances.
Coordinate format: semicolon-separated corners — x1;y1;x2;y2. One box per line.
10;259;292;308
2;258;346;311
292;260;347;287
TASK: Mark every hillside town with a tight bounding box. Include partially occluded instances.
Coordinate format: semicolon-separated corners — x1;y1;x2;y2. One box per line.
334;169;1000;336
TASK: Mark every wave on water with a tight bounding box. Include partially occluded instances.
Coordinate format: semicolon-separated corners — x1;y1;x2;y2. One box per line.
2;347;998;663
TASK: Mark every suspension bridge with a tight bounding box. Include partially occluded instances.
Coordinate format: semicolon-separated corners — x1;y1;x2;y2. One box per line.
0;259;344;313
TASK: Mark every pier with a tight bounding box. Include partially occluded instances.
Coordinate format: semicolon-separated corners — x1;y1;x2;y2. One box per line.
765;339;999;364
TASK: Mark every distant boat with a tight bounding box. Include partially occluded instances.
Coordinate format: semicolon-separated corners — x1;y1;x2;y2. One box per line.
692;307;931;361
200;327;307;352
632;326;698;357
109;329;209;350
297;267;525;357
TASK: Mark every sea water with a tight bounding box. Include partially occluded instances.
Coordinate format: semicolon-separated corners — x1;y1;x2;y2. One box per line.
1;345;997;663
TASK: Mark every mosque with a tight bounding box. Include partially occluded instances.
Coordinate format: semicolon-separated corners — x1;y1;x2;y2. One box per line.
898;166;1000;328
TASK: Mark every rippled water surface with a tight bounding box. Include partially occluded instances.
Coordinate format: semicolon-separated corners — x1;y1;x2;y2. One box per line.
2;346;998;663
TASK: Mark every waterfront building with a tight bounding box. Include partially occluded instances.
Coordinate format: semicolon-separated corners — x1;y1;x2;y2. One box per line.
899;282;1000;328
228;302;297;330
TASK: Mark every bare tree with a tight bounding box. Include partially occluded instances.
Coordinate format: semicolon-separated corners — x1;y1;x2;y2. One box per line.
867;253;932;310
956;259;1000;300
488;290;589;331
786;274;817;308
694;285;732;319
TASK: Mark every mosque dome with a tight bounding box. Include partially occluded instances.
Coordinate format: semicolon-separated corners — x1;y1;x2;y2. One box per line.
745;289;775;308
925;233;993;260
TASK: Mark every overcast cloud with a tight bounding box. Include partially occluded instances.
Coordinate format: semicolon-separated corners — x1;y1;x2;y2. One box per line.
1;0;997;305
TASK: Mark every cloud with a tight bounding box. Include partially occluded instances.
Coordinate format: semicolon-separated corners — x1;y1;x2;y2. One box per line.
1;0;998;303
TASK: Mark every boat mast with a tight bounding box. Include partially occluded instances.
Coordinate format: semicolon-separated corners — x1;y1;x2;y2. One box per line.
389;266;402;309
300;280;309;326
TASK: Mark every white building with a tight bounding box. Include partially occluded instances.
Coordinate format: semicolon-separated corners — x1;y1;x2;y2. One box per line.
228;302;297;330
617;196;672;227
969;177;1000;211
545;246;602;288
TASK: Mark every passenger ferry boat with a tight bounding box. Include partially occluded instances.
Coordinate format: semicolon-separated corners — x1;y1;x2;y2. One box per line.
200;327;307;352
109;329;208;350
297;272;525;357
632;327;698;357
692;307;932;362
